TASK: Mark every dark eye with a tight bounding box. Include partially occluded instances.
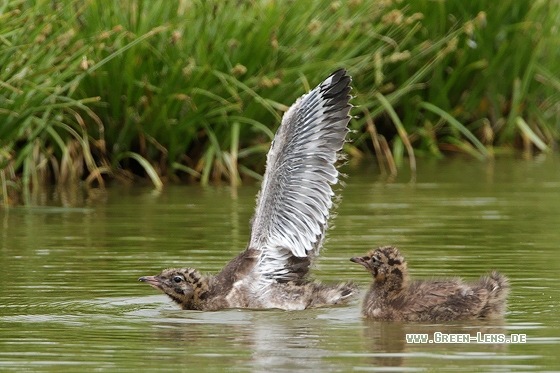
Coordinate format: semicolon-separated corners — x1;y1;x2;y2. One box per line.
173;276;183;283
371;257;378;263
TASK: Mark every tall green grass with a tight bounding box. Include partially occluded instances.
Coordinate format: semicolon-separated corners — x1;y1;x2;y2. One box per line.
0;1;104;205
73;0;430;185
1;0;559;205
71;0;464;184
0;0;168;204
354;0;560;165
421;1;560;155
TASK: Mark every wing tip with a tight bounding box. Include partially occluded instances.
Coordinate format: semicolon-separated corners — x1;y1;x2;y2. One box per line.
320;69;353;108
328;68;350;82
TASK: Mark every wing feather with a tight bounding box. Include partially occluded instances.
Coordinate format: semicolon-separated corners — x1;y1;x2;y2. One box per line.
247;69;352;281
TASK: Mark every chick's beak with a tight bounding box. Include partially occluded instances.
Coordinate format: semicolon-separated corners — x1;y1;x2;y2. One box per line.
139;275;163;290
350;256;367;266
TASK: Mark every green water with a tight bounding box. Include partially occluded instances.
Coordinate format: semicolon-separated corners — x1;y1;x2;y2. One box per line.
1;157;559;372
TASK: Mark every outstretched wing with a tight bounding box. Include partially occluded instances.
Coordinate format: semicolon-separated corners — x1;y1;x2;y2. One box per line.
247;69;352;281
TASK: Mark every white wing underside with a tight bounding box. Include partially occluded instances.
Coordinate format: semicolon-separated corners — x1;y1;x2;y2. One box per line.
247;69;352;282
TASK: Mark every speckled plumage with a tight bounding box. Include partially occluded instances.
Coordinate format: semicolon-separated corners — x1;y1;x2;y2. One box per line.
351;246;509;321
140;69;356;311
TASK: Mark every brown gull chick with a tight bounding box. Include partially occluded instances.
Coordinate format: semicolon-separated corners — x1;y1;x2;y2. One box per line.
139;69;356;311
350;246;509;321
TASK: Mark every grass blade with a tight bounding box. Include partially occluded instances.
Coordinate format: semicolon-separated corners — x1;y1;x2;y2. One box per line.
116;151;163;191
516;117;549;152
375;92;416;181
419;101;491;159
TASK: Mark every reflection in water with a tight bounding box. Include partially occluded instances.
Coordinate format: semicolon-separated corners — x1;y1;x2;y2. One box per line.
360;321;509;369
134;308;349;373
363;321;408;367
0;157;559;371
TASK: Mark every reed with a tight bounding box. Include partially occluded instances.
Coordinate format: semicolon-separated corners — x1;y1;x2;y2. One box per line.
1;0;558;205
434;1;559;152
1;1;102;205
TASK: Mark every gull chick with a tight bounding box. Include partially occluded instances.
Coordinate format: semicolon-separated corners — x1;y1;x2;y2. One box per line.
140;69;355;311
351;246;509;321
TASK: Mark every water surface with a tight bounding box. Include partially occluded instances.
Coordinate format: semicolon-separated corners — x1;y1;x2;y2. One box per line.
1;157;559;372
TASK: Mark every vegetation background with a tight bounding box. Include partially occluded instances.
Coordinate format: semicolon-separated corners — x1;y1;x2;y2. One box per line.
1;0;559;205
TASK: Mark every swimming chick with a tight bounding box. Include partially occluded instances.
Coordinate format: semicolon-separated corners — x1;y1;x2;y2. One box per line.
139;69;356;311
350;246;509;321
